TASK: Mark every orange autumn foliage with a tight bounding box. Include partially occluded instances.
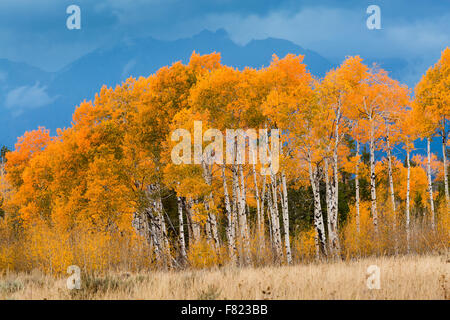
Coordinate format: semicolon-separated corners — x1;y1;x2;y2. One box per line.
0;50;448;273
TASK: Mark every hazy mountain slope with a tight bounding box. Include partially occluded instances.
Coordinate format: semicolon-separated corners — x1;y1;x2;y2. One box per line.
0;30;419;149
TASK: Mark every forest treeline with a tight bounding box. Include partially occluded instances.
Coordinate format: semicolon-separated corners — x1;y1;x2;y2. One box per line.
0;49;448;273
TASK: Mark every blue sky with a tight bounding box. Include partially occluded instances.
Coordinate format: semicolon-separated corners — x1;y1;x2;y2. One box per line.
0;0;448;76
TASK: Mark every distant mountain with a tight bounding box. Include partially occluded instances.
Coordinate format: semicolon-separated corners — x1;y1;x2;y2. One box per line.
0;59;52;87
0;29;421;149
49;29;333;102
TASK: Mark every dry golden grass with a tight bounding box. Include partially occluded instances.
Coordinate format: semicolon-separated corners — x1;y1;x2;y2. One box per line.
0;254;448;300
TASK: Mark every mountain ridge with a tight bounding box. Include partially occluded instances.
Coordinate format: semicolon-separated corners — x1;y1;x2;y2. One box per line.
0;29;414;149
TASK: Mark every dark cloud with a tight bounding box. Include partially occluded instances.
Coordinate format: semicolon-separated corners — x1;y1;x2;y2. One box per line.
0;0;448;72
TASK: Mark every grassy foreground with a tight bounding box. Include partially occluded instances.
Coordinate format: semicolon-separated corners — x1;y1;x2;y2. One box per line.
0;254;448;300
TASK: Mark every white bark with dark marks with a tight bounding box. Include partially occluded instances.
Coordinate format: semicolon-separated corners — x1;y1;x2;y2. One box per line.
280;172;292;264
330;103;341;257
221;165;236;260
355;139;361;234
406;150;411;252
427;137;436;230
386;130;397;231
177;197;187;263
369;120;378;233
268;175;283;261
307;151;327;258
324;157;333;247
441;118;449;213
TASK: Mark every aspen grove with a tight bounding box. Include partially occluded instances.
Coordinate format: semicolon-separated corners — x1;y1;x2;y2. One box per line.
0;49;448;273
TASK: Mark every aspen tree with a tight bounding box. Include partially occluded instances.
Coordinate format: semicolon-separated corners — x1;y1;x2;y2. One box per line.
415;48;450;213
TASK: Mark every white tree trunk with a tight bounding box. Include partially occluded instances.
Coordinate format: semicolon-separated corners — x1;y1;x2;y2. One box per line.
222;165;236;260
307;151;327;258
405;149;411;253
231;164;240;249
369;120;378;233
239;165;250;241
328;104;341;257
280;172;292;264
266;183;273;251
269;174;283;261
203;197;219;250
386;131;398;253
427;137;436;229
177;197;187;263
203;202;219;250
355;138;361;234
208;211;219;249
202;158;220;249
442;120;449;212
159;205;170;256
324;157;333;247
260;174;267;248
276;172;292;264
386;132;397;229
149;213;162;258
205;205;213;242
0;157;6;207
239;164;251;264
252;155;262;247
133;184;171;266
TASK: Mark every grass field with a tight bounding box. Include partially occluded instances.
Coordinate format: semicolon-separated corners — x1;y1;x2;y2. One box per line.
0;254;448;300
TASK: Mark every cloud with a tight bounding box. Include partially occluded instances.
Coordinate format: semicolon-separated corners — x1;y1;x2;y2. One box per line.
0;0;447;72
200;6;450;64
121;59;136;79
5;82;57;117
0;71;7;82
